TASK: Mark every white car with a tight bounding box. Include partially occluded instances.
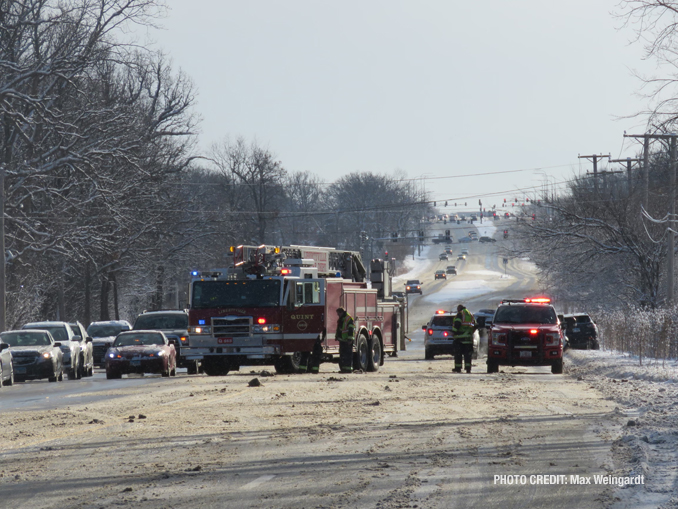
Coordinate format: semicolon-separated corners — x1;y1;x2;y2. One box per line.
22;321;91;380
422;311;479;360
87;320;132;367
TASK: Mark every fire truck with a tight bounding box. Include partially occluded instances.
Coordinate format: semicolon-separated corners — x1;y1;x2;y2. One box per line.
183;245;406;376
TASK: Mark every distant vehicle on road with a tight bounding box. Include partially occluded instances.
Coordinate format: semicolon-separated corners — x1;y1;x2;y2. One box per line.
457;254;466;261
479;236;496;243
1;330;63;383
105;331;177;379
405;280;422;294
474;309;496;327
88;320;132;368
434;270;447;280
445;246;453;254
22;321;85;380
459;237;472;243
439;253;449;261
446;266;457;275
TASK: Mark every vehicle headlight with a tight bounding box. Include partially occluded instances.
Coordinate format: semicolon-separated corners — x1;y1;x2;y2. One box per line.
157;350;165;356
253;324;280;333
189;326;211;335
545;333;561;347
491;333;507;346
42;352;52;359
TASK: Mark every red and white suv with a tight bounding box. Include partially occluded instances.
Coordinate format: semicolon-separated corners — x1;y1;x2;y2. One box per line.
487;298;564;374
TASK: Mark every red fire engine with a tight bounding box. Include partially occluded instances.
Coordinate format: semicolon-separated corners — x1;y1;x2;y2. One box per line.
183;245;406;376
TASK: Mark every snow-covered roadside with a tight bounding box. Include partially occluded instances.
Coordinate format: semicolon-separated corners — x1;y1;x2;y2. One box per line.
393;245;435;282
476;222;497;239
566;350;678;509
422;279;494;305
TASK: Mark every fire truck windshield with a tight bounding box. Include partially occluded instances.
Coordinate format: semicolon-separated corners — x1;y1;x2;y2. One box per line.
191;280;282;309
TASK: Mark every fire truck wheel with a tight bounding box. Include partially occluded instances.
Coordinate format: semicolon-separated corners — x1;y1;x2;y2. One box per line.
367;336;382;372
202;358;230;376
274;353;303;374
354;335;369;372
551;359;563;374
487;360;499;373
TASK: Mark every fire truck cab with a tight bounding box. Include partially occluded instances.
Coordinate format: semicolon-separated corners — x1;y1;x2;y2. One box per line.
184;245;405;376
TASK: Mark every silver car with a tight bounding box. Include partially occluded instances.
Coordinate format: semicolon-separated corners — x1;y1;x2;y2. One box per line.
422;311;479;360
22;322;86;380
0;337;14;386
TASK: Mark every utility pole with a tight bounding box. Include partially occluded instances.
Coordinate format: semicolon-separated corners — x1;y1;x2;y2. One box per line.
578;154;610;196
624;133;678;303
0;162;5;332
609;157;642;193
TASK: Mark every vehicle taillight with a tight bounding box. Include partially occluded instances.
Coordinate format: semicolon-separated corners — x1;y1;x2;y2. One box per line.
280;268;292;275
529;329;538;335
492;333;507;346
443;331;448;337
257;318;266;324
427;328;433;336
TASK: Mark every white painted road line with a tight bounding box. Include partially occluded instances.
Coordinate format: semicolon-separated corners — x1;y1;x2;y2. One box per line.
240;475;276;490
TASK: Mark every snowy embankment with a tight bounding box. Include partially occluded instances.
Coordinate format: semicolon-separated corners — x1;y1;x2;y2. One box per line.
476;222;497;239
566;349;678;509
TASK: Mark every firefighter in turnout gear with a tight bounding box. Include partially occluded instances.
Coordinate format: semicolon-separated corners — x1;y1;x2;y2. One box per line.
335;307;355;373
452;304;475;373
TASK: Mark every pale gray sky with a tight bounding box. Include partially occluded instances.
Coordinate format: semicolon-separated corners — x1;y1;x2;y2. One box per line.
143;0;652;210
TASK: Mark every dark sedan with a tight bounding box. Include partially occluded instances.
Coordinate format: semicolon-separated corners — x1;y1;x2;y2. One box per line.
105;331;177;379
1;330;63;382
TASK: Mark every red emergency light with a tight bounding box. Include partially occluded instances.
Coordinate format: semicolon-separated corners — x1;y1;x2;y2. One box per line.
529;329;539;335
524;297;551;303
436;309;446;314
280;268;292;275
257;318;266;324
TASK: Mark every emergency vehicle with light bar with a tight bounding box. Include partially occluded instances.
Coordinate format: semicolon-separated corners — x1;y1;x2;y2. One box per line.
487;297;564;374
422;309;480;360
182;245;406;376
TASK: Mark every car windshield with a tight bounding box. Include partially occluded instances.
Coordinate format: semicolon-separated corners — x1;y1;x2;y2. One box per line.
23;325;68;341
493;305;557;325
88;324;130;337
114;333;165;347
431;316;455;327
575;315;592;323
436;271;444;274
134;314;188;330
191;280;282;309
1;331;51;346
406;280;420;285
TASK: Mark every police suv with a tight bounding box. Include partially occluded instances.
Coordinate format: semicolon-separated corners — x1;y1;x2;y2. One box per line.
422;310;479;360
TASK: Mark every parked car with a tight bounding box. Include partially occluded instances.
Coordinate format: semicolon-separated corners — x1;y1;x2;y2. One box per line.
563;313;599;349
87;320;132;367
439;253;449;261
434;270;447;280
68;322;95;376
133;310;198;374
422;311;479;360
446;266;457;275
474;309;496;328
22;322;83;379
0;337;14;386
1;330;63;382
105;331;177;379
405;280;423;295
479;236;496;243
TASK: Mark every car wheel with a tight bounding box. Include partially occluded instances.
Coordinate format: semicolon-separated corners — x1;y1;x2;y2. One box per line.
48;367;58;383
106;371;121;380
67;368;78;380
87;364;94;377
367;336;382;372
551;359;563;374
353;334;369;372
58;369;63;382
425;349;434;360
77;356;85;379
487;360;499;373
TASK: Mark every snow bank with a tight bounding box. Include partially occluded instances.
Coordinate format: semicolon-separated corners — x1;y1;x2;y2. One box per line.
566;349;678;384
465;269;508;278
477;223;497;239
394;245;435;282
